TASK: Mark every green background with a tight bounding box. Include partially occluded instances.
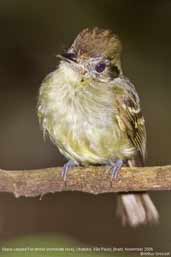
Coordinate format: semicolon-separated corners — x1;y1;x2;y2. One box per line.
0;0;170;254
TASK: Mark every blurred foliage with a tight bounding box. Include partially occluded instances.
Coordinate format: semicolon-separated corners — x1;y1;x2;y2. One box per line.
0;235;131;257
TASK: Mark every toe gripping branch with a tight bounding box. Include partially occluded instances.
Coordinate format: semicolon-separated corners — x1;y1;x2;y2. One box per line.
62;160;77;181
111;159;124;179
62;159;124;181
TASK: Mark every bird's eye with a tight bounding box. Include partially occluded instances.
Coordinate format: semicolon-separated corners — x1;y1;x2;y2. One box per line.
62;52;77;61
95;62;106;73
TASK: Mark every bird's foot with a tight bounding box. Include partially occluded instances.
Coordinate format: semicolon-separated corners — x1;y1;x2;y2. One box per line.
62;160;76;181
111;159;123;180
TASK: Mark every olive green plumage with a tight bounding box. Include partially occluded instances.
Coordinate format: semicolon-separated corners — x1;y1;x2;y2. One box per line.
38;27;145;165
38;27;159;226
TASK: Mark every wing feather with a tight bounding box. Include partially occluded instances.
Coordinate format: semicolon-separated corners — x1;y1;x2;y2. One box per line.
115;81;146;164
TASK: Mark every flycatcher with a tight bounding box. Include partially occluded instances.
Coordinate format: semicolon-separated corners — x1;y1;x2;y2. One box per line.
38;27;159;226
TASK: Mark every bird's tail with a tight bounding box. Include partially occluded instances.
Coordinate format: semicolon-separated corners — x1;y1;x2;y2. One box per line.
116;192;159;227
116;158;159;227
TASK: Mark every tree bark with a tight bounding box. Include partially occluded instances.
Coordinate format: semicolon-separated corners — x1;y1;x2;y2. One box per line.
0;165;170;198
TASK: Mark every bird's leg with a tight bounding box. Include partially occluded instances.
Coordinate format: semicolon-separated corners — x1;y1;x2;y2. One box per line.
62;160;76;181
111;159;123;179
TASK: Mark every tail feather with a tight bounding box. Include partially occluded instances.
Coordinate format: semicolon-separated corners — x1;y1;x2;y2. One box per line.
117;159;159;227
117;193;159;227
141;193;159;223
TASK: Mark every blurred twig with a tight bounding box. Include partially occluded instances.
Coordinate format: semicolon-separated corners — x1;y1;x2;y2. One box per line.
0;165;170;197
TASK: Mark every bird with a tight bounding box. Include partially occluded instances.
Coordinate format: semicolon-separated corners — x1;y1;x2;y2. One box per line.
38;27;159;227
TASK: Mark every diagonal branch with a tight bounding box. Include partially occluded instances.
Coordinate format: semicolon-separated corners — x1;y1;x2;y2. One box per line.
0;165;170;198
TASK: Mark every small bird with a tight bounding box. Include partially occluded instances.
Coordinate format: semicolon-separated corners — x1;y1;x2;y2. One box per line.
38;27;159;226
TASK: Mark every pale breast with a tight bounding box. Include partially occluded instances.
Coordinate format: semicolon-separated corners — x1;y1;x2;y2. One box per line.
38;63;135;164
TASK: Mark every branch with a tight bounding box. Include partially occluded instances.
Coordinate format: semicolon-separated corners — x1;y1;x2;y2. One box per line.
0;165;170;198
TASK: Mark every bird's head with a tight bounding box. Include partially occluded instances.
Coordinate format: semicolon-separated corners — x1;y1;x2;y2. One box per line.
58;27;122;83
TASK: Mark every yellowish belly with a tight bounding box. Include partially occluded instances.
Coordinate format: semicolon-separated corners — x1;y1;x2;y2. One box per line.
38;64;135;165
51;120;134;165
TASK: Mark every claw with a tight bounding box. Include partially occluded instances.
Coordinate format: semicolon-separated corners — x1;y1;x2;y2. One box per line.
62;160;76;181
111;159;123;179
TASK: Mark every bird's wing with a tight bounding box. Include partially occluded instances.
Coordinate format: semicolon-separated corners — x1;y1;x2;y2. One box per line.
114;82;146;164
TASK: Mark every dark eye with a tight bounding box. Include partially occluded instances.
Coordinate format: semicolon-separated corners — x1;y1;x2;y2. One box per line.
62;52;76;61
95;62;106;73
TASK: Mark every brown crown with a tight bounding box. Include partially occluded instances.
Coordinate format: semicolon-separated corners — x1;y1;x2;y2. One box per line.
71;27;122;61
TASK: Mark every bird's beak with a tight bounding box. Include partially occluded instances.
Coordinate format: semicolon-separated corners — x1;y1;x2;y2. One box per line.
57;53;77;63
56;54;70;63
57;54;87;75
